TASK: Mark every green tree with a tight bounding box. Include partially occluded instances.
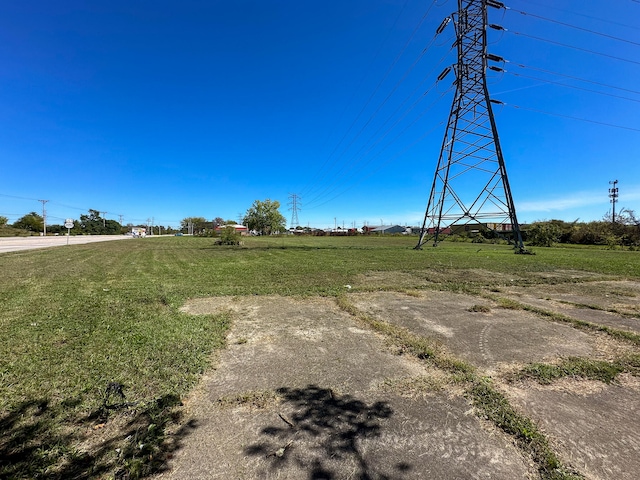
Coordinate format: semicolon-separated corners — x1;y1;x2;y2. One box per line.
78;209;121;235
180;217;207;233
13;212;43;232
243;199;286;235
0;216;8;226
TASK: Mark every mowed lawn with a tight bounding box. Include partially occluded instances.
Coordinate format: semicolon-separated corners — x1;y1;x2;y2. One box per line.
1;235;638;478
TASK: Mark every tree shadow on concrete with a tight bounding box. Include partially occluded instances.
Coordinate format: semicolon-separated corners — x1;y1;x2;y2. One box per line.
245;384;412;479
0;393;196;479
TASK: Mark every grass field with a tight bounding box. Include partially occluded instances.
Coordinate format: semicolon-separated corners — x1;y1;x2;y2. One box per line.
1;235;638;478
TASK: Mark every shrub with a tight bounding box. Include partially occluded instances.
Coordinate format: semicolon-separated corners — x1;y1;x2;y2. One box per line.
216;226;242;245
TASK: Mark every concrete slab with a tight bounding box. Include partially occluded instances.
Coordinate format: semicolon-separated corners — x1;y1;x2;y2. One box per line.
156;296;533;479
505;374;640;480
498;281;640;334
349;291;596;372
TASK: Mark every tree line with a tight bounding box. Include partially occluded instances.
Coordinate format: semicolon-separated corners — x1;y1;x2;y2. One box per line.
1;199;288;237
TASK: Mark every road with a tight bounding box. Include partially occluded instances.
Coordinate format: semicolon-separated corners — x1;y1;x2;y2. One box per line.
0;235;135;254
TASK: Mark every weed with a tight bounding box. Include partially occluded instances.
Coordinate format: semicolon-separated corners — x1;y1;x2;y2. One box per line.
512;357;624;385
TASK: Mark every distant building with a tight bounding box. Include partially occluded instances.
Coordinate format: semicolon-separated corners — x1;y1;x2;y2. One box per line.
215;224;248;235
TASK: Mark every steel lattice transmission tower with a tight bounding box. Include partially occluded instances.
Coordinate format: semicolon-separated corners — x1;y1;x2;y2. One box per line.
416;0;525;252
288;193;301;227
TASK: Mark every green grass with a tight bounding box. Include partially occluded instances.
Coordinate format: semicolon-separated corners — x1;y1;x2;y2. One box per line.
514;355;640;385
1;235;638;477
513;358;625;384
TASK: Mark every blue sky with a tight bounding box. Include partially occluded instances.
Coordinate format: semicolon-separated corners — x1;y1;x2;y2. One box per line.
1;0;639;229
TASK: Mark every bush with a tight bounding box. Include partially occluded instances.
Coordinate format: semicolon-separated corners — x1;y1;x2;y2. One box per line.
216;226;242;245
527;222;560;247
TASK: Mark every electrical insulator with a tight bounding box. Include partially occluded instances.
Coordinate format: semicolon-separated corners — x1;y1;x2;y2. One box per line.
436;17;451;35
486;0;505;9
490;99;504;105
489;24;505;31
437;67;452;81
489;65;503;72
486;53;504;63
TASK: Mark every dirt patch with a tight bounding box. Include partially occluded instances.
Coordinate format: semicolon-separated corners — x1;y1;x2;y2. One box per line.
158;296;533;479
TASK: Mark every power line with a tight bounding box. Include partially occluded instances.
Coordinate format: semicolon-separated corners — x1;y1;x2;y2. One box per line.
506;30;640;66
301;0;440;199
306;87;451;209
306;119;446;211
507;8;640;46
319;0;412;153
505;103;640;132
506;71;640;104
514;63;640;96
305;48;455;207
0;193;39;202
519;0;640;31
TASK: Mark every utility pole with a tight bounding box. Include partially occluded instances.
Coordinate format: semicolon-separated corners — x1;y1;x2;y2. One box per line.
38;199;49;236
609;180;619;223
415;0;525;252
288;193;301;228
118;214;124;225
101;211;107;228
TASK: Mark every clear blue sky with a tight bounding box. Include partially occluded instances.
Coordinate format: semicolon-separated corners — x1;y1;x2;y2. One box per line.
1;0;639;229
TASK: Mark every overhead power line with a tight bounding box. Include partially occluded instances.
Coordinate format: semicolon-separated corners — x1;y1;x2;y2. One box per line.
306;86;452;209
521;0;640;31
506;71;640;104
505;103;640;133
514;63;640;96
301;0;442;200
305;46;456;208
507;8;640;46
320;0;412;152
507;30;640;66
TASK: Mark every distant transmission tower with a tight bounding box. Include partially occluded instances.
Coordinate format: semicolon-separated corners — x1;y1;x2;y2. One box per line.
416;0;525;252
288;193;301;227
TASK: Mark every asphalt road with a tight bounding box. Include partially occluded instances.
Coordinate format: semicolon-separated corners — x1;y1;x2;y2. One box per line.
0;235;134;254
